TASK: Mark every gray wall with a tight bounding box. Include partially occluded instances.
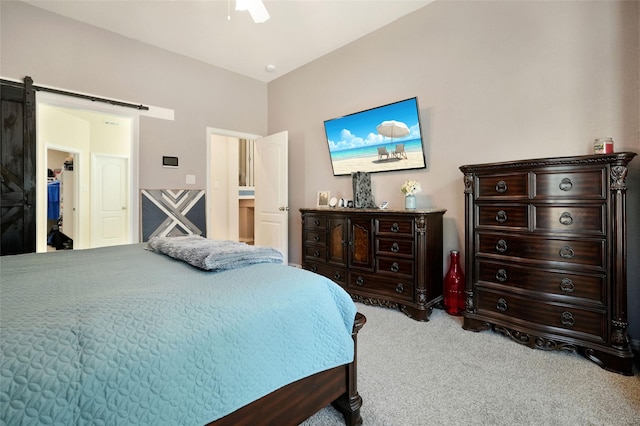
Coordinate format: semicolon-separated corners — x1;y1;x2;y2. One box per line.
1;0;267;191
267;1;640;343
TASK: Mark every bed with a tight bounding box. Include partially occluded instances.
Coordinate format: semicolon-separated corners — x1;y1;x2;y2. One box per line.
0;240;364;425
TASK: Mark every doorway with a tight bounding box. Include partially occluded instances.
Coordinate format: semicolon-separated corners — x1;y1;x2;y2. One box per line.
206;128;289;260
46;148;79;251
36;93;138;252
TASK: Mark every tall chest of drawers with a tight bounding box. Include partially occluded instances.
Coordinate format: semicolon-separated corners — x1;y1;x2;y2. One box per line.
300;208;445;321
460;153;636;375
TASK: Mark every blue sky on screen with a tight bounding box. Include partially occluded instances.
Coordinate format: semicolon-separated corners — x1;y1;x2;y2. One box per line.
324;98;422;152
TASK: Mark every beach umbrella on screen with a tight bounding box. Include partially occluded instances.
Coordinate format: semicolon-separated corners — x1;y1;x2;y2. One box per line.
376;120;410;138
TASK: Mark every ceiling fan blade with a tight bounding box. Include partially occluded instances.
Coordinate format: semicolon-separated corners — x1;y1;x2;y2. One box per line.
236;0;270;23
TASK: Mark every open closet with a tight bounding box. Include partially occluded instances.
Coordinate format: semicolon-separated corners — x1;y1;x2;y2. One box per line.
46;149;77;250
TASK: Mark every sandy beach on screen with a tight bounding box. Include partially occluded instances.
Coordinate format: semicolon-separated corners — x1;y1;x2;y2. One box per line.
332;150;426;175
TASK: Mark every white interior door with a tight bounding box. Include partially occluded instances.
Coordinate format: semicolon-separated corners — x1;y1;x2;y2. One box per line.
254;131;288;260
91;154;129;247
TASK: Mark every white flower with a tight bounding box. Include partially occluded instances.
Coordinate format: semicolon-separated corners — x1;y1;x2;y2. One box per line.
400;179;422;196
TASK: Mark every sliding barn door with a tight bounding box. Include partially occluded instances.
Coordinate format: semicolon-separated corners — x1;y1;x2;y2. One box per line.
1;77;36;255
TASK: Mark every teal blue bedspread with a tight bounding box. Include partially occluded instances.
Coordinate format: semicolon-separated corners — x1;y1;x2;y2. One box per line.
0;244;356;425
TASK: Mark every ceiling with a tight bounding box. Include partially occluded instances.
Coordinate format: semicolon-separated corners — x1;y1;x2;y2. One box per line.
23;0;434;83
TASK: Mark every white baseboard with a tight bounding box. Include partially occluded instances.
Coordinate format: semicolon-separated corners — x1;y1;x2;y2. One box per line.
289;263;302;269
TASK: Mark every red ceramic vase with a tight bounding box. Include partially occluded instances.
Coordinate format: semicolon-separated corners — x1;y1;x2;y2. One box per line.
444;250;465;316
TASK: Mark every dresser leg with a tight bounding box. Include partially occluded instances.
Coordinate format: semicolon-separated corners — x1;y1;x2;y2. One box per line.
582;347;635;376
462;316;490;332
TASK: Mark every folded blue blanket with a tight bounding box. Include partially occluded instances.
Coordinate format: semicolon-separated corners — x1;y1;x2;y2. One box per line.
147;235;284;271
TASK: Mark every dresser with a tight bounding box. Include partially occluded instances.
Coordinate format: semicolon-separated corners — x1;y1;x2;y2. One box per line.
300;208;445;321
460;153;636;375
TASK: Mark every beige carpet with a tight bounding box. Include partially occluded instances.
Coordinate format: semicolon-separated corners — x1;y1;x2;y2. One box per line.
301;304;640;426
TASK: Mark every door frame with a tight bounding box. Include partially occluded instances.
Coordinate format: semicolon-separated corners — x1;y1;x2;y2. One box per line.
35;91;140;252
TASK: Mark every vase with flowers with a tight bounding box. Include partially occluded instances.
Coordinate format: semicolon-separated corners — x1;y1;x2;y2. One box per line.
400;179;421;210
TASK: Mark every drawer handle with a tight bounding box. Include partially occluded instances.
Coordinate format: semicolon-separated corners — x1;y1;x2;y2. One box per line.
496;298;508;312
356;276;365;286
390;262;400;273
496;269;508;282
391;242;400;253
496;239;508;253
495;210;508;223
561;311;575;327
313;235;320;242
559;178;573;192
559;212;574;226
495;180;508;193
313;250;321;257
314;219;320;226
560;278;575;293
311;265;318;272
390;223;400;233
559;245;575;259
395;283;404;294
334;272;342;280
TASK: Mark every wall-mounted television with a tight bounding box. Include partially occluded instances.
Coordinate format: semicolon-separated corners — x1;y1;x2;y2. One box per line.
323;97;426;176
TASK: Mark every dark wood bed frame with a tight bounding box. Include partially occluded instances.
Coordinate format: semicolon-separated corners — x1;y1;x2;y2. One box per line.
209;313;366;426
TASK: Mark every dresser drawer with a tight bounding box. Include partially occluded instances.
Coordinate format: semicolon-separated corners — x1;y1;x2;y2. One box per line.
376;237;414;257
533;205;605;235
303;245;326;262
304;229;327;245
304;214;327;229
477;260;605;305
476;173;528;199
476;288;606;342
477;204;528;229
349;272;414;302
477;232;605;269
534;169;605;199
376;218;414;236
303;261;347;285
376;257;414;278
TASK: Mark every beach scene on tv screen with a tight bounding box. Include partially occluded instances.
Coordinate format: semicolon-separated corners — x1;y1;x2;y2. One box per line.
324;98;426;176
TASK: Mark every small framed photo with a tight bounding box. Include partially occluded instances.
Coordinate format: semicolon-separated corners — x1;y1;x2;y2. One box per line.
317;190;330;207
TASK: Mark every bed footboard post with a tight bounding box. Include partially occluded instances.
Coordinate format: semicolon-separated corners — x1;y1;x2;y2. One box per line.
332;312;366;426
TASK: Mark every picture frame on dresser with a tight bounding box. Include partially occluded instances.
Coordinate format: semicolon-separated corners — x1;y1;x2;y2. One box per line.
317;191;330;207
459;152;636;375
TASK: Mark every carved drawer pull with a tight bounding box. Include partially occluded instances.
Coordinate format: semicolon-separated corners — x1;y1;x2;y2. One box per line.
395;283;404;294
559;178;573;192
560;278;575;293
391;242;400;253
311;265;318;272
390;223;400;233
559;212;574;226
561;311;575;327
313;235;320;242
496;298;508;312
496;269;508;282
495;180;508;193
334;272;342;280
495;210;508;223
391;262;400;273
559;245;575;259
496;239;508;253
314;219;321;226
356;276;365;286
313;250;321;257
